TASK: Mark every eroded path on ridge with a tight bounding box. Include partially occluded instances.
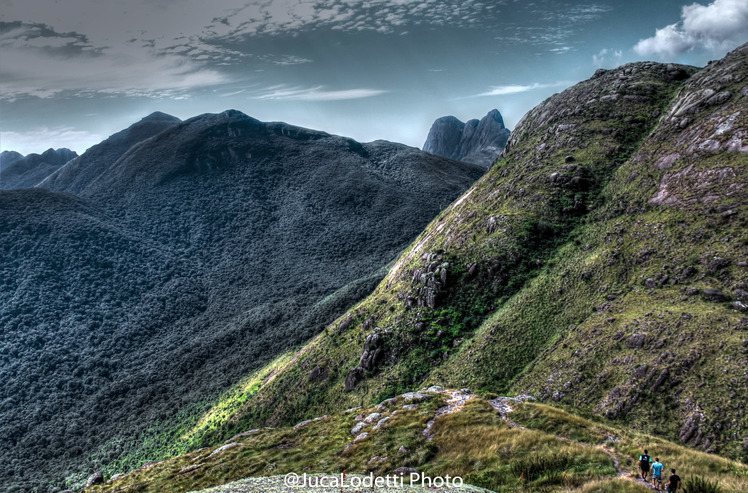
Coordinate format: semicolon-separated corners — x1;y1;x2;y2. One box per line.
486;395;657;491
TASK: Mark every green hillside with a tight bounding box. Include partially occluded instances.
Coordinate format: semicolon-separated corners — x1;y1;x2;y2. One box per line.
75;43;748;491
86;389;747;492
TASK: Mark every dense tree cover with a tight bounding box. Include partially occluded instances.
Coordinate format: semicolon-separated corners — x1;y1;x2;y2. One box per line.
0;111;483;491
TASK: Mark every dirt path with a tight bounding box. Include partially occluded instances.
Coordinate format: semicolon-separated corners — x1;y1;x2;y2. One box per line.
488;396;658;492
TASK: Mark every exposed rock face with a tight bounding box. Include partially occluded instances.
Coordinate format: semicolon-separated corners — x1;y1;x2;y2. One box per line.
39;111;181;194
85;471;104;487
423;109;511;167
0;148;77;189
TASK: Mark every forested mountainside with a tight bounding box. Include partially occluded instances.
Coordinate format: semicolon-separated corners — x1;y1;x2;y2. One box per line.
0;111;483;492
0;148;77;189
39;112;181;194
154;43;748;472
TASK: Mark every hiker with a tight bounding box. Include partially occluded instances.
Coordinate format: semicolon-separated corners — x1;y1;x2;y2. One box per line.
637;449;653;481
651;457;664;490
665;469;681;493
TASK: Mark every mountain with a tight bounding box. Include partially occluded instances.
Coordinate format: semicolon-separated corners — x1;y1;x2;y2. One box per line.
0;147;77;189
0;110;483;491
422;109;511;167
0;150;24;169
141;42;748;488
39;111;182;194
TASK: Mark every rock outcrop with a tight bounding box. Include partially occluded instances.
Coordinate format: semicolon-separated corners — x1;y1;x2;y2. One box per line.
422;109;511;167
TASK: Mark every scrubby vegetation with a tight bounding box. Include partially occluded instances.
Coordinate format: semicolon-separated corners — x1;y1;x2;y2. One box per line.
85;392;747;492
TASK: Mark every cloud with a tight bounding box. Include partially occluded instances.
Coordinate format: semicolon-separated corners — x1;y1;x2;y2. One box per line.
251;85;388;101
0;126;102;155
0;21;227;100
634;0;748;58
593;48;623;67
475;81;571;97
203;0;507;38
266;55;313;65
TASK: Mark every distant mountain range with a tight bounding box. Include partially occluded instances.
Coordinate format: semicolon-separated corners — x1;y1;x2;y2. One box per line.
422;109;511;167
0;110;483;491
0;148;77;189
40;111;182;194
97;42;748;493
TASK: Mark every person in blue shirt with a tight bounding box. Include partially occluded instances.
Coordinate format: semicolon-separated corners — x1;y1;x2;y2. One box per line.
651;457;665;490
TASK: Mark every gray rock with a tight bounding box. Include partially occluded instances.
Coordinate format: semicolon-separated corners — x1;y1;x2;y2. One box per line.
398;445;409;454
345;366;364;391
359;332;385;371
86;472;104;487
627;333;646;349
632;364;649;379
650;369;669;391
363;412;382;424
703;288;729;302
708;257;730;272
402;391;432;402
423;109;511;167
392;466;420;478
351;421;368;435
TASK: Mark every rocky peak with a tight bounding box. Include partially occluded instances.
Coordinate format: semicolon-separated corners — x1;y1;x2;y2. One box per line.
422;109;511;167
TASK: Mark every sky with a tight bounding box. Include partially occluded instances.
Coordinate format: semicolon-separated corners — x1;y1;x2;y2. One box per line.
1;0;747;155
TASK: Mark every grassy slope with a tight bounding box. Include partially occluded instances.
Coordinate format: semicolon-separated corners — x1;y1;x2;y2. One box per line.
86;392;747;492
79;45;748;487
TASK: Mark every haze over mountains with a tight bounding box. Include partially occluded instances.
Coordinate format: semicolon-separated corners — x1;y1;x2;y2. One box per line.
0;148;77;190
0;111;483;491
422;109;511;167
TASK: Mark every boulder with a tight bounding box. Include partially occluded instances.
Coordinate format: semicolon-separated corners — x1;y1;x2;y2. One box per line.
86;472;104;487
702;288;728;302
345;366;364;391
627;333;646;349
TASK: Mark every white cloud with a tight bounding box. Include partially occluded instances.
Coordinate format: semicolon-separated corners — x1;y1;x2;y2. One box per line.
475;81;571;97
251;85;388;101
634;0;748;59
0;127;102;155
592;48;623;67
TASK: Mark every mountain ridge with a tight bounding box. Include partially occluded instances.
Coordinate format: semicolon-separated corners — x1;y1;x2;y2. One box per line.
143;44;748;479
39;111;182;194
